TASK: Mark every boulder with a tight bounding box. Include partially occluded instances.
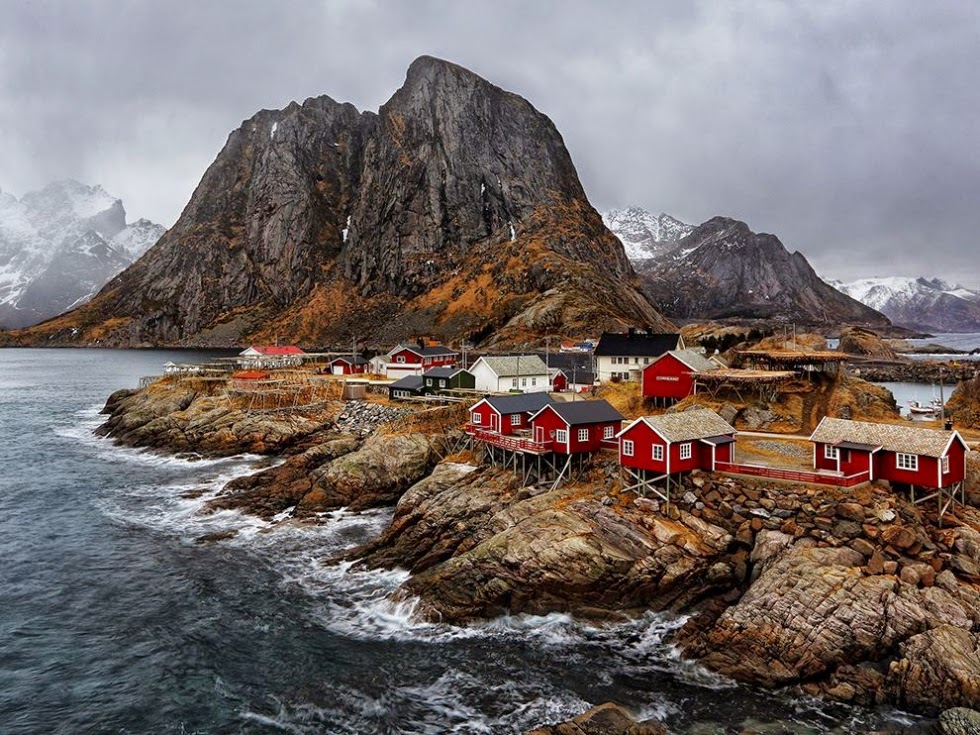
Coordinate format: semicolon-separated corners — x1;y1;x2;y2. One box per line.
526;703;667;735
886;626;980;713
936;708;980;735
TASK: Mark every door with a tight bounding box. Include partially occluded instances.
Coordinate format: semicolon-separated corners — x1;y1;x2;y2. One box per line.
490;413;500;433
534;425;545;444
332;365;344;375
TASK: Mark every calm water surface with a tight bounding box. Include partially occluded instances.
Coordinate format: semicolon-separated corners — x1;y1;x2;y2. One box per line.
0;349;923;734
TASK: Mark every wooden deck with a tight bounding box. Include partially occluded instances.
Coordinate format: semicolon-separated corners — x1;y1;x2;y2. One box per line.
715;461;870;487
464;425;552;454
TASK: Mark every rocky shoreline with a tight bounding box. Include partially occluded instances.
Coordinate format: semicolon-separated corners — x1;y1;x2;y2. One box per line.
96;379;980;727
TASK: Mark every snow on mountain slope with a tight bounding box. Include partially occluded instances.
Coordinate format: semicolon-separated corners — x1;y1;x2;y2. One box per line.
830;276;980;333
0;181;165;328
602;206;694;262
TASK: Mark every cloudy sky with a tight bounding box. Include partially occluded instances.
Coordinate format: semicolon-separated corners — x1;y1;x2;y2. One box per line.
1;1;978;285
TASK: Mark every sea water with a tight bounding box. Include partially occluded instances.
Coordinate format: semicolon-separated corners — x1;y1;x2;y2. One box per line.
0;349;924;733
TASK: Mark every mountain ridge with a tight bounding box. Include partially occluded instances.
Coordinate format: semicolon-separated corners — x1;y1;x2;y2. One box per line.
830;276;980;333
8;56;671;348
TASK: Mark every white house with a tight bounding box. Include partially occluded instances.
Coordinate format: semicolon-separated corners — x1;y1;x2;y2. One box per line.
470;355;550;393
593;330;683;383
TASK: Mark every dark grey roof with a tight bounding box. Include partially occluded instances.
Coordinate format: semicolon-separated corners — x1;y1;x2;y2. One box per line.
389;375;425;390
594;332;680;357
424;367;465;379
541;400;624;426
331;355;368;365
484;392;555;415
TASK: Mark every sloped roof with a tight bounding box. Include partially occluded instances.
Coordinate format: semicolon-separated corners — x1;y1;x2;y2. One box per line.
389;375;425;390
483;392;555;415
475;355;549;377
243;345;306;356
594;332;680;357
809;417;965;458
424;367;468;379
624;408;737;442
389;344;459;358
657;349;718;373
330;355;368;365
536;400;625;426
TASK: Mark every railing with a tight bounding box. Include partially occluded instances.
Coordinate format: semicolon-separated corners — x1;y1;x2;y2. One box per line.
715;462;870;488
464;425;552;454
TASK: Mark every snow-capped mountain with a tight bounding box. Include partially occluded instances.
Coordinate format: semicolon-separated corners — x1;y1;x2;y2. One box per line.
829;276;980;333
0;180;164;328
602;206;694;262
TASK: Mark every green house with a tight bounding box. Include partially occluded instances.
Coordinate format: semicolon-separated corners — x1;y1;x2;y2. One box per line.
422;367;476;392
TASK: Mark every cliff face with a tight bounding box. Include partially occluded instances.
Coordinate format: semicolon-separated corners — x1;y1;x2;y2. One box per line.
14;56;669;348
637;217;890;327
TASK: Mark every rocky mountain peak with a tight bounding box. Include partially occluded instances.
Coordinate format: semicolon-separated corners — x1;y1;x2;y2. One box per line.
602;206;694;262
12;58;670;347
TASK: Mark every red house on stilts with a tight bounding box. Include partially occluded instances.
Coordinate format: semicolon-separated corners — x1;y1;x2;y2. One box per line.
641;349;719;407
617;408;737;502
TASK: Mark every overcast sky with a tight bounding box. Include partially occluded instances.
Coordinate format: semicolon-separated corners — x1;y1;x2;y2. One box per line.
1;1;978;285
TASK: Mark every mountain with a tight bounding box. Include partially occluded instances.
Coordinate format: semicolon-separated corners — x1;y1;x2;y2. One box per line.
636;216;890;326
602;207;694;261
829;276;980;333
0;181;164;328
11;56;671;348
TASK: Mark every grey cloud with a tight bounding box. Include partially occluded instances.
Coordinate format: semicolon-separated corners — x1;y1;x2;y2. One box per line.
0;0;977;286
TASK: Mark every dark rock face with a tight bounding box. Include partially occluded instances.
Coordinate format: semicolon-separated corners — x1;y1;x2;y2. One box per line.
18;56;669;348
637;217;890;327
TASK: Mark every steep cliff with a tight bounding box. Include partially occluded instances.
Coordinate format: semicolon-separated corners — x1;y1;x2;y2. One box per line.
637;217;890;327
12;56;670;348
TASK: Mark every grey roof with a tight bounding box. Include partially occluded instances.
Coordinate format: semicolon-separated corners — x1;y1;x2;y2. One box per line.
594;332;680;357
634;408;737;442
389;375;425;390
539;400;625;426
476;355;549;377
483;392;555;415
423;367;465;379
809;417;963;458
389;344;459;358
663;349;718;373
330;354;368;365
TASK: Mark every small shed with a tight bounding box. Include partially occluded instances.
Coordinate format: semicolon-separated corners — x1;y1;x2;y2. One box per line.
387;375;427;400
328;355;369;375
422;367;476;392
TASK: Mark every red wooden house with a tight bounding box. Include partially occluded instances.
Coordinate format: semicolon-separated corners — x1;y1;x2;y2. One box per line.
468;393;556;436
528;400;624;455
809;417;968;490
618;408;737;476
549;369;568;393
386;343;458;369
327;355;369;375
642;349;719;406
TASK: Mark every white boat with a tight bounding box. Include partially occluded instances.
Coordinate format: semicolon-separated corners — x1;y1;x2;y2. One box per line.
907;399;938;416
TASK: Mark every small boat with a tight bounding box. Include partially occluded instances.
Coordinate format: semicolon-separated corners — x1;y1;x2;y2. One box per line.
907;399;938;416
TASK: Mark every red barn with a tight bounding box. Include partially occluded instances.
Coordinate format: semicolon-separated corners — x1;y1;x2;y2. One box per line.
642;349;719;406
528;400;624;455
327;356;369;375
468;393;555;436
809;417;968;490
618;408;737;475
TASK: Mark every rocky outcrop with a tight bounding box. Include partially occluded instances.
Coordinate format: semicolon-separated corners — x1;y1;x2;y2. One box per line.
886;626;980;713
526;703;667;735
838;326;899;360
936;707;980;735
637;217;890;327
97;380;330;456
11;56;671;348
947;375;980;429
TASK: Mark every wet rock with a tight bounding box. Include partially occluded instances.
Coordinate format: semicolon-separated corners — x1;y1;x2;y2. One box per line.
936;707;980;735
526;702;667;735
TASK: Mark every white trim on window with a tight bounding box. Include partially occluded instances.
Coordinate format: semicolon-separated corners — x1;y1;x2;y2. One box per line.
577;428;589;443
942;455;950;474
679;442;692;460
652;444;664;461
472;412;482;425
556;429;568;444
824;444;838;460
623;439;634;457
896;453;918;471
603;425;615;440
510;414;521;427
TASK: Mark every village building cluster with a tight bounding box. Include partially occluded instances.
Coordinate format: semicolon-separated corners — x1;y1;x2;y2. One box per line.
223;328;970;517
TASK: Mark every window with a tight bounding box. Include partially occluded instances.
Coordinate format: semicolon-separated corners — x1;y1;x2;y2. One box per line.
531;378;536;386
512;378;518;388
472;412;482;425
396;355;406;364
603;426;615;440
510;414;521;427
942;455;950;474
623;439;634;456
652;444;664;461
522;377;527;387
824;444;838;460
426;379;433;386
577;428;589;442
679;443;692;460
896;453;918;471
556;429;568;444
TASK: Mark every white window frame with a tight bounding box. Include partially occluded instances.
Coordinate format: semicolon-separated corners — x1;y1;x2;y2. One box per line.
679;442;692;460
603;426;615;440
472;412;482;425
896;453;918;471
521;377;527;387
652;444;664;461
942;455;950;474
824;444;838;460
426;378;433;386
512;378;518;388
510;414;521;427
396;355;406;364
623;439;634;457
577;428;589;443
531;377;536;386
556;429;568;444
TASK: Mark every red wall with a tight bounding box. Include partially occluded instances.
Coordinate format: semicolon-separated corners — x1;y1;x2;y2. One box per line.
470;402;531;435
332;360;367;374
642;354;696;401
470;403;500;432
878;451;941;488
391;349;422;365
552;373;568;392
530;407;620;454
945;440;967;485
620;421;730;472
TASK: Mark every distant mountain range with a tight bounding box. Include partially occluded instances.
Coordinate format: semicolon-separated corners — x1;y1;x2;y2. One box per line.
0;180;164;328
828;276;980;333
604;207;888;327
